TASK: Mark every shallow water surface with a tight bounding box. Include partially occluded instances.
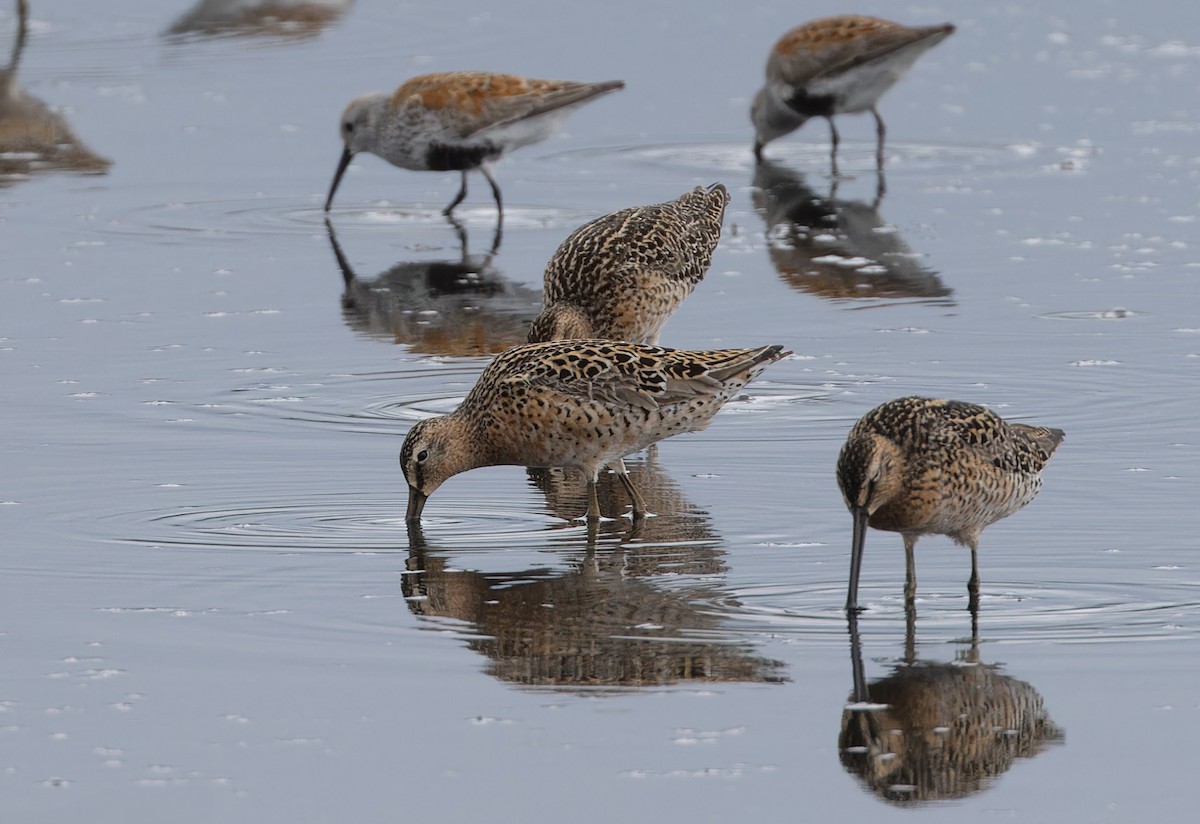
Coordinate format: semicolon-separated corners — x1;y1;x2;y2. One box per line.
3;1;1198;821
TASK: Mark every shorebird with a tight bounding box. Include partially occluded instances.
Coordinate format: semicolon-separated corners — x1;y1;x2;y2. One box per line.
837;397;1063;612
750;16;954;171
527;184;730;345
324;71;624;215
401;340;789;523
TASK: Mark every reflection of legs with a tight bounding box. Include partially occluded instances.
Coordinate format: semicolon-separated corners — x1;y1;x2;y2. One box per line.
871;106;886;171
903;591;917;663
613;458;647;521
488;219;503;256
826;117;841;177
443;212;468;250
443;171;469;215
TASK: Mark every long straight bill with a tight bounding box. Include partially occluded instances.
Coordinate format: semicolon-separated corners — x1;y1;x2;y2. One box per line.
846;506;869;612
324;148;353;212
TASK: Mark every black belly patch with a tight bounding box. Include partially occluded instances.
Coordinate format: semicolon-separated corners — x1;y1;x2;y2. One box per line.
426;142;499;172
785;88;837;118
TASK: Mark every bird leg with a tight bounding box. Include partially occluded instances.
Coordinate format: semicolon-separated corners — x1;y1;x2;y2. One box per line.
443;171;469;215
871;106;886;171
612;458;647;521
826;117;841;177
903;534;918;606
585;472;602;521
967;543;981;612
481;163;503;215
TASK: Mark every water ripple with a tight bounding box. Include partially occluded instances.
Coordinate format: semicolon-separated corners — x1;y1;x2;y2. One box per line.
107;492;568;554
109;197;591;241
710;578;1200;646
571;141;1035;177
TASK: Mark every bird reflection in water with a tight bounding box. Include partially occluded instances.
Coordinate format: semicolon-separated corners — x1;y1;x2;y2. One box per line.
326;217;537;357
0;1;111;185
524;451;715;563
751;159;951;304
401;462;786;690
839;606;1063;804
164;0;352;39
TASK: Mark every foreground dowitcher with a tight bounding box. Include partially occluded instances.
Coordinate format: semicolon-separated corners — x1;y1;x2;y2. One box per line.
837;397;1063;612
401;340;789;523
324;71;624;215
751;16;954;170
527;184;730;345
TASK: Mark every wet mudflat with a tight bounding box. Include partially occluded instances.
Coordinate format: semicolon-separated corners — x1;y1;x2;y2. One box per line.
2;1;1197;821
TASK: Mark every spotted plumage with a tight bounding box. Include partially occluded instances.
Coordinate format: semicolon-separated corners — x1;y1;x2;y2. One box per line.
751;16;954;169
401;340;790;522
837;397;1063;611
527;184;730;345
325;71;624;215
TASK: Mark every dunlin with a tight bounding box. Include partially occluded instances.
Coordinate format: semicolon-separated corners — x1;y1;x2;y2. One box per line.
837;397;1063;611
527;184;730;345
324;71;623;215
401;340;789;523
751;16;954;170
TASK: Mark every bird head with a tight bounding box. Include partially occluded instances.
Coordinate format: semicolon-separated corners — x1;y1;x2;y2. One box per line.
750;88;808;159
399;416;475;523
325;93;387;211
837;431;904;518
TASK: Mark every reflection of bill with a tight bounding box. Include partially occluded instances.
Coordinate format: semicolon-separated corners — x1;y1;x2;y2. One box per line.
752;159;952;304
326;217;537;357
0;1;111;185
839;610;1063;804
165;0;353;39
403;519;786;690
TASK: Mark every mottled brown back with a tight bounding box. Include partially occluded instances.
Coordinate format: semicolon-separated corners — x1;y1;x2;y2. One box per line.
529;184;730;343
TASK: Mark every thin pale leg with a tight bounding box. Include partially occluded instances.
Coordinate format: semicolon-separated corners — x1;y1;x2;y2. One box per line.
443;171;469;216
871;106;886;171
613;458;647;520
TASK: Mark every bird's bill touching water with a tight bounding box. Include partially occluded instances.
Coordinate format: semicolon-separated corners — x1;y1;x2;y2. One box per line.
324;148;354;211
406;485;428;523
846;505;870;612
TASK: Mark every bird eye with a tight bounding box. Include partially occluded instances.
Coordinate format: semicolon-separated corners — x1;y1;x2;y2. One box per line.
416;450;429;462
343;122;354;134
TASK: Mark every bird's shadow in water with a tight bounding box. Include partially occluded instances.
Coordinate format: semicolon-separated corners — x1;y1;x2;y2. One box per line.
751;159;953;306
0;0;111;186
402;494;789;691
839;603;1064;805
326;216;539;357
